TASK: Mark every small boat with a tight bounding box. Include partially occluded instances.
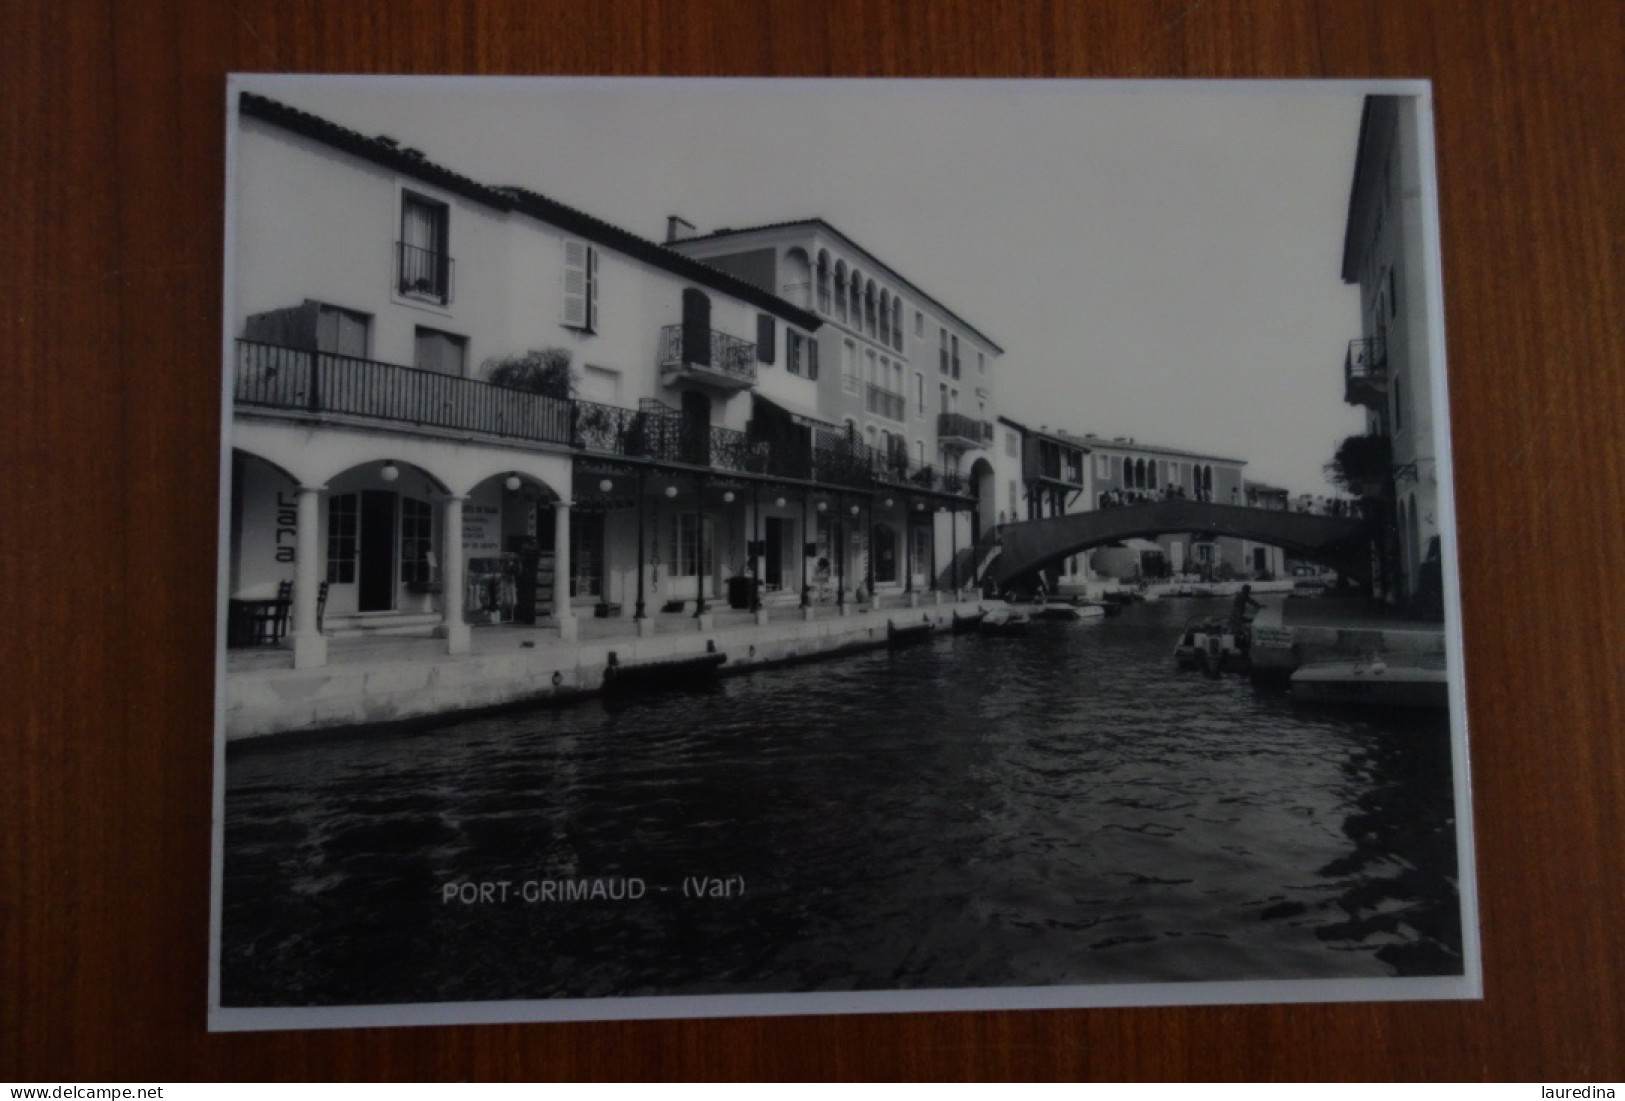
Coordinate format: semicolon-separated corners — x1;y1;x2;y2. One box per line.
886;618;936;646
1173;616;1248;676
601;650;727;695
978;612;1031;637
1031;601;1107;621
1291;658;1448;709
951;608;988;633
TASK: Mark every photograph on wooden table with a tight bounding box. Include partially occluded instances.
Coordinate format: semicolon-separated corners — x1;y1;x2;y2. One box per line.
210;76;1478;1029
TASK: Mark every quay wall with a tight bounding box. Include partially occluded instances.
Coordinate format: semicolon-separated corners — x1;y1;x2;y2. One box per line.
224;599;986;741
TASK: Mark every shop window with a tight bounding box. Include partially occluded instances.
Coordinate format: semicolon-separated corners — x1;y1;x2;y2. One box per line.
873;523;897;583
400;497;433;585
671;513;715;578
571;512;604;598
326;493;358;584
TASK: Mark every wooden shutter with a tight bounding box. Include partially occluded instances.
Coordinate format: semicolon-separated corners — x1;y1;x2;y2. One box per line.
564;241;595;330
756;313;776;364
681;287;711;365
807;338;819;380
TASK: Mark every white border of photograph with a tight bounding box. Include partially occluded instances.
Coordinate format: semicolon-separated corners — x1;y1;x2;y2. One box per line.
209;75;1479;1031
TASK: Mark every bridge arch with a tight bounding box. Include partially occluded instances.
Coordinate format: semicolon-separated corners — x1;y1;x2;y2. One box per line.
986;500;1371;588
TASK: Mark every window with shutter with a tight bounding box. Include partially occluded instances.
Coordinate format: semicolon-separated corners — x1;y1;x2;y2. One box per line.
414;326;467;376
756;313;776;364
563;240;597;332
807;339;819;380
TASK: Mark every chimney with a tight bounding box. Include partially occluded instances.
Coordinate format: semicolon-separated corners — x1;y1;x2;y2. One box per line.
666;215;697;244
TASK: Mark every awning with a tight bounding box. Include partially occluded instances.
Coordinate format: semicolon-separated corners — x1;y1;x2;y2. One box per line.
754;393;840;432
1121;538;1165;554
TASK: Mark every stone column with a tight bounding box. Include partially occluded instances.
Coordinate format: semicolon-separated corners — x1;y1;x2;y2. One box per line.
552;499;577;641
436;494;471;655
291;484;328;669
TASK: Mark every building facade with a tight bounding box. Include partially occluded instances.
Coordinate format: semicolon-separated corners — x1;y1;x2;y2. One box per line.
226;95;981;669
1340;94;1441;607
666;220;1004;589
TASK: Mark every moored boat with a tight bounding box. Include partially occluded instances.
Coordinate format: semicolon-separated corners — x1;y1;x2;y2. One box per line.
1290;658;1448;709
978;612;1031;637
1031;601;1107;621
951;608;988;633
601;650;727;696
886;618;936;646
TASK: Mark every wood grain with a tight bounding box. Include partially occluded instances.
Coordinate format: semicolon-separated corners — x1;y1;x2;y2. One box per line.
4;0;1622;1081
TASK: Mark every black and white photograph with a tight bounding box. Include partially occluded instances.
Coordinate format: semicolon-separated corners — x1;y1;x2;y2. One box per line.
210;76;1478;1030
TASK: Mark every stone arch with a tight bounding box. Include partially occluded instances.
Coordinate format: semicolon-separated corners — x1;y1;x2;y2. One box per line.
969;455;997;545
783;247;812;310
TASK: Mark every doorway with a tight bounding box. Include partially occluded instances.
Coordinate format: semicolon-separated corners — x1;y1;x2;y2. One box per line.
358;489;397;612
764;516;787;589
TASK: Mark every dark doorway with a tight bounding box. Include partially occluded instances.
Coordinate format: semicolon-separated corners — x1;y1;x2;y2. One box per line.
765;516;786;588
358;489;397;612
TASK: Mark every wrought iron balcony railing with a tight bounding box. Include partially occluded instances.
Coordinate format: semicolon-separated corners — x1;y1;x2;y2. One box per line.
396;241;454;305
658;324;758;388
1343;336;1388;407
235;340;970;498
235;340;571;444
937;411;991;448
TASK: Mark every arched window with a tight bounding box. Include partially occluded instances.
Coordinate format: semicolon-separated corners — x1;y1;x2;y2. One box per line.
879;290;892;345
892;299;904;351
1135;459;1146;488
816;250;831;314
849;269;863;325
1148;461;1158;490
864;280;878;338
834;260;848;322
782;248;812;310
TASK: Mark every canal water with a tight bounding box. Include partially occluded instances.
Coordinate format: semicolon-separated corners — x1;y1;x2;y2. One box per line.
219;600;1465;1007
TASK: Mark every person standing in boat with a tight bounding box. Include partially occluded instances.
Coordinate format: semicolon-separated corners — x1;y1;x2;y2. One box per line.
1229;583;1262;638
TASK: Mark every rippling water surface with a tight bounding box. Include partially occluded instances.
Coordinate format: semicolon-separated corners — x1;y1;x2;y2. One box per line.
221;601;1463;1006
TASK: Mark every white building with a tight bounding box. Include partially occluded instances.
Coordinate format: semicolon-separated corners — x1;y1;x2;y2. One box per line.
666;220;1004;590
1340;94;1442;609
226;94;985;668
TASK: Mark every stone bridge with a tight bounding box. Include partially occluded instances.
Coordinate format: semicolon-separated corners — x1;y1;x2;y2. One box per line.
984;500;1372;587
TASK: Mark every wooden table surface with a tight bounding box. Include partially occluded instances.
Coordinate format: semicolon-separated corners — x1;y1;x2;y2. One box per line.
4;0;1622;1082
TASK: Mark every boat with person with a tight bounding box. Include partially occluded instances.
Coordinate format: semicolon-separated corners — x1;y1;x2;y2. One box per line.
1173;615;1248;677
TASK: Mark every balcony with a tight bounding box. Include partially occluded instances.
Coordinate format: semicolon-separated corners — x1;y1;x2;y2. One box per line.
1344;336;1388;408
937;412;991;450
396;241;454;306
659;324;758;392
235;340;969;498
234;340;571;443
865;383;907;422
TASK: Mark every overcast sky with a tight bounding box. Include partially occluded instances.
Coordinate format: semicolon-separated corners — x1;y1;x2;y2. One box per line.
238;76;1375;496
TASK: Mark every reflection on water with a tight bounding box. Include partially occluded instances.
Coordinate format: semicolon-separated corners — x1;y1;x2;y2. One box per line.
220;601;1463;1006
